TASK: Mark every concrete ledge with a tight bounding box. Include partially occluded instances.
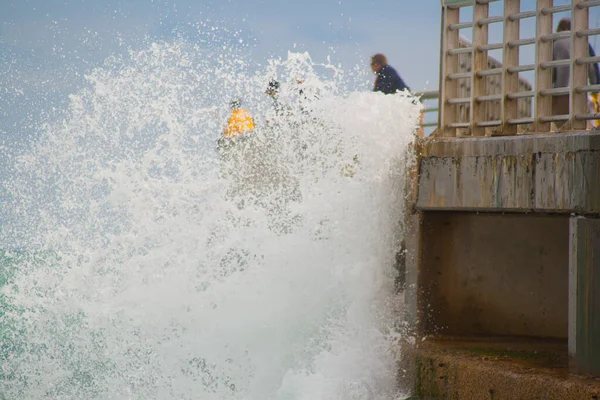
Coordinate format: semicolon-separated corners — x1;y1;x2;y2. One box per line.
419;132;600;157
408;336;600;400
416;132;600;213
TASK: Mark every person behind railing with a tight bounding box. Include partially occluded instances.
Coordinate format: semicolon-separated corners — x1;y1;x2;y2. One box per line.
370;53;426;136
370;53;410;94
588;47;600;128
552;18;600;127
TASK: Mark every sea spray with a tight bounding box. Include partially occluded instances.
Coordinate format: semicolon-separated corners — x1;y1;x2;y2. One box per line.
1;40;421;399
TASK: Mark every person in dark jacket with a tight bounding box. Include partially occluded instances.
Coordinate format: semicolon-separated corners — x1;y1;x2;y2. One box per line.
370;53;410;94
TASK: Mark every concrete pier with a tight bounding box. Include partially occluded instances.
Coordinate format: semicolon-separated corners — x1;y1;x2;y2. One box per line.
405;0;600;397
404;132;600;397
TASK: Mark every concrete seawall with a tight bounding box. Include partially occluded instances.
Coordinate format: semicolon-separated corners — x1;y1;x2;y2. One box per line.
403;132;600;398
417;132;600;213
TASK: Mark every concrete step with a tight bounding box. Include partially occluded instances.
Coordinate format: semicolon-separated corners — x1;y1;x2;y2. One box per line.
405;336;600;400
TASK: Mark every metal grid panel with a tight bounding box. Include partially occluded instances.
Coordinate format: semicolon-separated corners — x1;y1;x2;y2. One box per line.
428;0;600;138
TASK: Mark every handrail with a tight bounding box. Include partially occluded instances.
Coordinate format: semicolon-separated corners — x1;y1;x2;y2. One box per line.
414;91;440;137
417;90;440;100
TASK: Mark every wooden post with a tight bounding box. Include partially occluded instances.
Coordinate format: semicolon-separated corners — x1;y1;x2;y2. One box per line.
470;1;489;136
534;0;553;133
433;5;446;138
570;0;589;131
439;4;460;137
500;0;521;136
458;41;471;137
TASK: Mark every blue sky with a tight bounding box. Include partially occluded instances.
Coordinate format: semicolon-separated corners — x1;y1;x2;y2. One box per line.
2;0;600;139
0;0;444;92
0;0;447;143
0;1;442;113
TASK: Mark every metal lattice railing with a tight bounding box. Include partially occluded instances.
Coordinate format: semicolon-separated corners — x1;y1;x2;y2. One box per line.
434;0;600;137
416;37;534;137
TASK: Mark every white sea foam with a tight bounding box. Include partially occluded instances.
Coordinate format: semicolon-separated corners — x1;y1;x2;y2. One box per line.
0;41;421;399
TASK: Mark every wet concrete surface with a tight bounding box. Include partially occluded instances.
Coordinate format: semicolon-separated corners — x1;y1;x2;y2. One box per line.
407;335;600;400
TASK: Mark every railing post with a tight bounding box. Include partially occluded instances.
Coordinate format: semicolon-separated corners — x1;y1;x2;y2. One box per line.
535;0;553;133
458;40;471;137
501;0;521;136
570;0;589;131
417;112;425;138
470;0;489;136
439;3;460;137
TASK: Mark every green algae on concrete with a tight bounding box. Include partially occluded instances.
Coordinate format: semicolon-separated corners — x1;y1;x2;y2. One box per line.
408;337;600;400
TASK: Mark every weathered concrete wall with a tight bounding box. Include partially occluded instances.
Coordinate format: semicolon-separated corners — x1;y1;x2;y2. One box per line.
416;132;600;213
403;131;600;386
419;212;569;338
